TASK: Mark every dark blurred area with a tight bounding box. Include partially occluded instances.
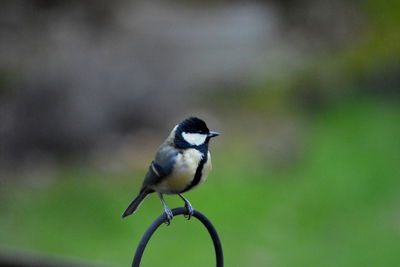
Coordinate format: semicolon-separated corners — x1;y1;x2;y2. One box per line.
0;250;103;267
0;0;373;164
1;0;399;266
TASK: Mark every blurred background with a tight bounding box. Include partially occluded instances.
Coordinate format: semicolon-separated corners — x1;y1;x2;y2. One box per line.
1;0;399;266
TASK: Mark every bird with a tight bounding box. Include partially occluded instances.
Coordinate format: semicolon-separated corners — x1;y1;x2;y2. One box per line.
122;117;219;224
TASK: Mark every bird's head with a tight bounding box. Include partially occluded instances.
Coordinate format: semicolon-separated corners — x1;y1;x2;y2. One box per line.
173;117;219;148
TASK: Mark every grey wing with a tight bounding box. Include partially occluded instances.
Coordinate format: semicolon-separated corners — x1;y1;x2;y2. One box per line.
142;145;179;187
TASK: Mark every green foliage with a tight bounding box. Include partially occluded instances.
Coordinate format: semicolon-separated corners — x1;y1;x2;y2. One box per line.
1;99;399;266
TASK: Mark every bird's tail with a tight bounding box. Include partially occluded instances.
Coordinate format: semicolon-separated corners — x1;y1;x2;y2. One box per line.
122;188;153;218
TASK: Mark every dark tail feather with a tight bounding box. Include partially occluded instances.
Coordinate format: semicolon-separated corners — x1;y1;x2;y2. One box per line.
122;188;152;218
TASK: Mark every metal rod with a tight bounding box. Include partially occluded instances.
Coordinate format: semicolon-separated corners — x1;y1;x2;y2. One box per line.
132;207;224;267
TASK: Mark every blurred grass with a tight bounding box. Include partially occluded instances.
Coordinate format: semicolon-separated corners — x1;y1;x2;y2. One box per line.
1;99;400;266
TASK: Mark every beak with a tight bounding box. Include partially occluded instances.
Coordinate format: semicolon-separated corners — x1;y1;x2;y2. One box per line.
208;131;220;138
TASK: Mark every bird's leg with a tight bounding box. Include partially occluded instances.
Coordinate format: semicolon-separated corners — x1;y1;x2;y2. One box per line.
158;193;173;225
178;194;194;220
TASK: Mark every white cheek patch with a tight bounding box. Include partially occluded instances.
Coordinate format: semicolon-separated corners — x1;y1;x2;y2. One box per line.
182;132;207;146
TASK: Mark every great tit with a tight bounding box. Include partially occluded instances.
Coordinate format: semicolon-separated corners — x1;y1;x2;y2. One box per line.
122;117;219;223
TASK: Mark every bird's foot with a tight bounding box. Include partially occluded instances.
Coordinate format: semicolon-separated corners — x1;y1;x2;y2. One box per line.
158;193;173;225
164;207;174;225
184;202;194;220
178;194;194;220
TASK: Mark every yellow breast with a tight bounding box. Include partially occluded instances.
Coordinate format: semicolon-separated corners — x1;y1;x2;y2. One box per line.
155;149;205;194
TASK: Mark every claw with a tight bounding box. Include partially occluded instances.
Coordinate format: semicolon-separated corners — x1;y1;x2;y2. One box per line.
164;207;174;225
179;194;194;220
184;203;194;220
159;193;173;225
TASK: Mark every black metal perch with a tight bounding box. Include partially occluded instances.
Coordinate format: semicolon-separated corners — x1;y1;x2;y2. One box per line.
132;207;224;267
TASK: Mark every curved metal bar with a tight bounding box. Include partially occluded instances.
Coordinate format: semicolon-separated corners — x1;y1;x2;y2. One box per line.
132;207;224;267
